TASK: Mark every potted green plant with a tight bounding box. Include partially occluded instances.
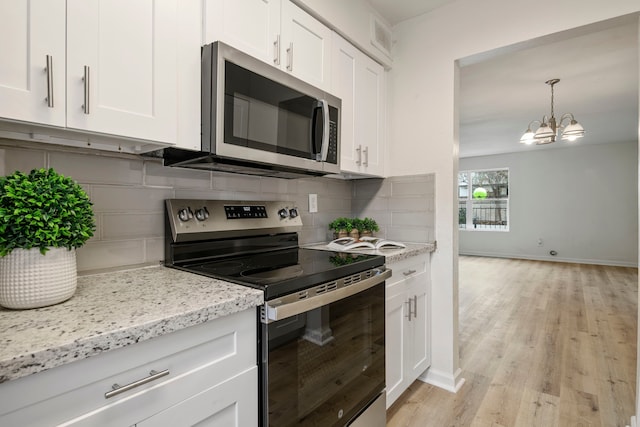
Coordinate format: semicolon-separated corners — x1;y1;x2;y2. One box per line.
328;217;353;239
0;168;96;309
351;218;365;239
360;217;379;237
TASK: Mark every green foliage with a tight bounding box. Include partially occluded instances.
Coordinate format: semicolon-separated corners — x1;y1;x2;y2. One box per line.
0;168;96;257
352;218;365;232
361;217;379;233
328;217;353;232
329;217;379;233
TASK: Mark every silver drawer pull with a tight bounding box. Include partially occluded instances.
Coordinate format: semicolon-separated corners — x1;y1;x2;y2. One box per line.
403;269;417;276
105;369;170;399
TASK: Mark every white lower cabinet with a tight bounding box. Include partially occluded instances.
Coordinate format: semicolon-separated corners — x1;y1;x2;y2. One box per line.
386;254;431;408
0;308;258;427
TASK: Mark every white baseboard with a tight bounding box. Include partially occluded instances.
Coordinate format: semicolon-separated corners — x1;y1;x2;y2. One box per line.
418;367;465;393
458;251;637;268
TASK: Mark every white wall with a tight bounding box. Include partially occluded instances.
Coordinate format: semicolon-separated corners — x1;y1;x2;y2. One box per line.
389;1;640;393
459;142;638;267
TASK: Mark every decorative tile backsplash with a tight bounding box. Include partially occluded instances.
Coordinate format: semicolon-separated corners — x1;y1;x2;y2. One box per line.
0;139;434;272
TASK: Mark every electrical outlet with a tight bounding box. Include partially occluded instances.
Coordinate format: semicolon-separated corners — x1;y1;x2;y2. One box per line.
309;194;318;213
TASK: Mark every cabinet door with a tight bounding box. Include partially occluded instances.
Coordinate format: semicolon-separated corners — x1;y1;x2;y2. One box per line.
355;54;386;176
66;0;178;144
0;0;65;126
406;271;430;380
280;1;332;91
331;33;359;174
331;33;386;177
385;280;408;408
136;367;258;427
203;0;280;66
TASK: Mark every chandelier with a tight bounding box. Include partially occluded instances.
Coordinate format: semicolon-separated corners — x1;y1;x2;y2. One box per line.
519;78;585;145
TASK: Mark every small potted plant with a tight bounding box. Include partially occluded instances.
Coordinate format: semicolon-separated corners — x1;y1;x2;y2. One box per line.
328;217;353;239
351;218;365;239
0;168;96;309
360;217;379;237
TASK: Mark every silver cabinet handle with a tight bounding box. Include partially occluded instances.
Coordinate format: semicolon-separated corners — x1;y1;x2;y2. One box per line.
273;35;281;65
356;145;362;165
105;369;170;399
405;295;418;321
82;66;90;114
45;55;54;108
405;300;412;321
363;146;369;166
286;42;293;71
403;269;417;276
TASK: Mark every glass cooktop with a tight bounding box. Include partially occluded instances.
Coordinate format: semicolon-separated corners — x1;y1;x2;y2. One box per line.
180;248;384;300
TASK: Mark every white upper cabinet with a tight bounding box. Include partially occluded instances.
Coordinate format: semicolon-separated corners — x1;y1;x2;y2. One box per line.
0;0;66;126
204;0;332;91
0;0;201;151
279;0;332;91
332;33;386;177
204;0;281;65
66;0;178;144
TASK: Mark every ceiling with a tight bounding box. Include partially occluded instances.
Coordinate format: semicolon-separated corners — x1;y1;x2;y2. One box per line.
367;0;454;26
369;2;639;158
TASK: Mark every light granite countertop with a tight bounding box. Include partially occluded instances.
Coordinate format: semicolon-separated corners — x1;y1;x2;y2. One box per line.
304;241;436;263
0;265;263;384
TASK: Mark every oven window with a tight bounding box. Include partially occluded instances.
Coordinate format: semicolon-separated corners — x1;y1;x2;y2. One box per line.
263;283;385;426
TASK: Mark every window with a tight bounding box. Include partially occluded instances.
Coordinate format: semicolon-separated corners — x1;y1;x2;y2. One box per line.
458;168;509;231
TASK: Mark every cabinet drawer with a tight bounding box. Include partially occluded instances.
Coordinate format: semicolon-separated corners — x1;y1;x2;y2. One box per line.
136;366;258;427
0;308;257;427
386;256;427;286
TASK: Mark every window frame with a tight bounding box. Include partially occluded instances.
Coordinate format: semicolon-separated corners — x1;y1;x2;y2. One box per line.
458;167;510;232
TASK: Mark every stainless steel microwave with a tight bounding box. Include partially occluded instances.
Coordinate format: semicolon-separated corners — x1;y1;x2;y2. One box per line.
162;41;341;178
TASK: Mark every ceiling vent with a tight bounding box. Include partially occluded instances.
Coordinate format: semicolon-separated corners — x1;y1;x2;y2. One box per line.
370;15;392;56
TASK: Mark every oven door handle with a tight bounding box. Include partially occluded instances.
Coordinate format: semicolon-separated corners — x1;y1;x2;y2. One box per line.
264;267;391;322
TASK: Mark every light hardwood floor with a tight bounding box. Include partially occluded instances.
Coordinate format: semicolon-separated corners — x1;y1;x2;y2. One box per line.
387;256;638;427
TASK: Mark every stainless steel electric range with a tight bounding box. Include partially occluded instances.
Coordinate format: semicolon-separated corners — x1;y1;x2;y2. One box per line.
165;199;389;427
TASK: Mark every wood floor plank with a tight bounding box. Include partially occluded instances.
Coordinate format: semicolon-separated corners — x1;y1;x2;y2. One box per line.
387;257;637;426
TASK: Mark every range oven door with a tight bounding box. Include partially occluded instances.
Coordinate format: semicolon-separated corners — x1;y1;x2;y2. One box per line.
259;271;388;426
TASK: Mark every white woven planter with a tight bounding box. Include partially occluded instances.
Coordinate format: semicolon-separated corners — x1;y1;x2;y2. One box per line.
0;247;77;309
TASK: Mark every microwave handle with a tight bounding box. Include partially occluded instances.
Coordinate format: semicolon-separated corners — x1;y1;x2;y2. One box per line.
315;99;330;162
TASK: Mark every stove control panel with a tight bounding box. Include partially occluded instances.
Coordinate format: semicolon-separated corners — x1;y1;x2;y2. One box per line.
166;199;303;242
225;205;268;219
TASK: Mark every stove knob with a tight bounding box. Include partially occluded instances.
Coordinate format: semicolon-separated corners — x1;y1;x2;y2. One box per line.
195;207;209;221
178;207;193;222
289;208;299;218
278;208;289;219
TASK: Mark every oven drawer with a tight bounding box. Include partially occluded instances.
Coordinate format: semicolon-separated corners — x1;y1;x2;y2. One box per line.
0;309;257;427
